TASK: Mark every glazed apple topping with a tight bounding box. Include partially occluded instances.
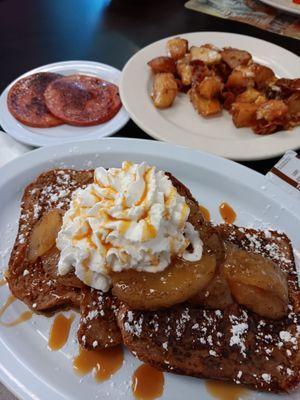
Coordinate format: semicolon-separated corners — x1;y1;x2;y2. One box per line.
223;245;289;320
27;209;63;263
110;254;216;310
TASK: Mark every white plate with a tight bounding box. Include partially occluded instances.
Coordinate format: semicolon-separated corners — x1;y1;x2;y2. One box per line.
0;61;129;147
0;138;299;400
120;32;300;161
0;130;32;168
260;0;300;15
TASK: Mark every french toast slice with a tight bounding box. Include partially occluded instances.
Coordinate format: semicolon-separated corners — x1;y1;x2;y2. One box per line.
77;286;122;349
6;169;93;313
117;226;300;392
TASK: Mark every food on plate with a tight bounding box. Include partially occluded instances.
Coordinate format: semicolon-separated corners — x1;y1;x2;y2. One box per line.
147;37;300;135
7;72;63;128
27;209;63;263
167;37;188;60
151;73;178;108
7;72;122;128
147;56;176;75
6;162;300;392
44;75;122;126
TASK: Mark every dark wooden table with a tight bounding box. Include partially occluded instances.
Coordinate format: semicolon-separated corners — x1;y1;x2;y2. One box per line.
0;0;299;398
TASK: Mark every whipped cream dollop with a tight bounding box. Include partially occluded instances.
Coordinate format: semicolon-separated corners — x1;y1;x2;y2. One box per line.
56;162;203;291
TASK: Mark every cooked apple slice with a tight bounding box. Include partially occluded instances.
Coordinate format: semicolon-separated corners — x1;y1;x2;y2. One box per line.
27;209;63;263
223;245;288;319
111;254;216;310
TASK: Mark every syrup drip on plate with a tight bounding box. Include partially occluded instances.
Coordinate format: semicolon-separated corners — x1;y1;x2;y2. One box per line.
199;204;211;222
205;380;248;400
0;295;33;326
132;363;164;400
48;313;75;351
0;279;7;287
73;345;124;382
219;202;236;224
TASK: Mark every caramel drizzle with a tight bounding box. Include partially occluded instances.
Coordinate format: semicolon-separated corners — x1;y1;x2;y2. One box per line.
219;202;236;224
132;363;164;400
199;204;211;222
0;295;33;327
48;313;75;351
0;278;7;287
73;345;124;382
205;380;248;400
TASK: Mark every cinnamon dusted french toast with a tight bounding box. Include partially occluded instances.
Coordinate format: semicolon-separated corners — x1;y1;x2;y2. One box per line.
6;169;93;313
116;225;300;392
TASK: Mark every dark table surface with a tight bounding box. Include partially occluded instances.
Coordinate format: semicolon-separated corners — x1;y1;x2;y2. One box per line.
1;0;299;174
0;1;299;398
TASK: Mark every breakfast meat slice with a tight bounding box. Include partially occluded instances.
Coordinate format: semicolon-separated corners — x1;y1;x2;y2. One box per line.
117;226;300;392
44;75;122;126
6;169;93;313
77;286;122;349
7;72;63;128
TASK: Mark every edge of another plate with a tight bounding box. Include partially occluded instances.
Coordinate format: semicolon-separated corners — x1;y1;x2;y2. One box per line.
120;31;300;161
0;61;129;147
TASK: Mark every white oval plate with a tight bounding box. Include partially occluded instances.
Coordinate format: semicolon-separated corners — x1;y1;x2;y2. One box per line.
0;138;299;400
0;130;32;168
260;0;300;16
120;32;300;161
0;61;129;147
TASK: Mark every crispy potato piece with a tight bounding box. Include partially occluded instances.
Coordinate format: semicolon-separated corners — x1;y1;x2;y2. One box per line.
151;73;178;108
222;91;237;110
224;245;288;319
226;68;254;92
231;102;258;128
189;87;222;117
212;61;232;83
236;88;261;103
147;56;176;75
286;92;300;117
251;63;276;90
190;60;212;85
221;47;252;70
196;76;223;100
167;37;188;61
111;254;216;310
190;45;221;65
256;100;288;122
176;55;193;86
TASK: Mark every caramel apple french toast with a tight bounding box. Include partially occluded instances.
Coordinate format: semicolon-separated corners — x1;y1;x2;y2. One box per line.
6;162;300;394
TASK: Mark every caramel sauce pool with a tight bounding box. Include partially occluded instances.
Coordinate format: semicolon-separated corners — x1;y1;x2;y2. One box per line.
48;313;75;351
219;202;236;224
132;364;164;400
199;204;211;222
0;295;33;326
206;380;248;400
73;345;124;381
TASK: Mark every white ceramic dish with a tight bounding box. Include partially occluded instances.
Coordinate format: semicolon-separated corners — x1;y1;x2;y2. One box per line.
0;61;129;147
120;32;300;161
0;138;299;400
260;0;300;15
0;130;32;168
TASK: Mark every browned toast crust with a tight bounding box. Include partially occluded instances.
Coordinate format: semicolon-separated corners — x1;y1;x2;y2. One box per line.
77;286;122;349
7;169;93;312
117;226;300;392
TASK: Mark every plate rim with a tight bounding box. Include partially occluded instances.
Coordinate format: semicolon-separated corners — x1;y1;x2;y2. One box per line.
0;60;129;148
259;0;300;15
120;31;300;161
0;137;299;400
